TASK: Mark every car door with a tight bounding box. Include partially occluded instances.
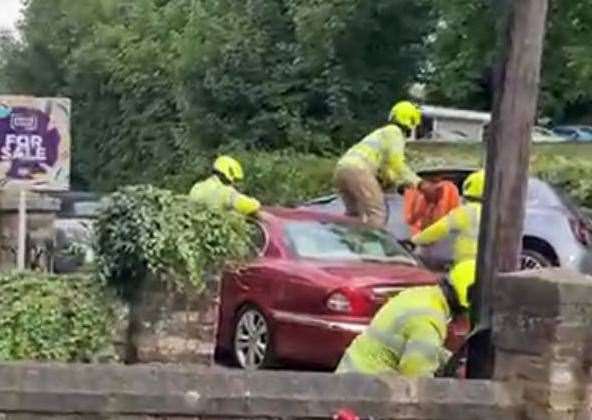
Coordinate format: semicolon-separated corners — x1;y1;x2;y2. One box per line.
218;221;274;349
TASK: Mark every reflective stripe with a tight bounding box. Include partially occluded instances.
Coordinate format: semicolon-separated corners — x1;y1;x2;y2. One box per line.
366;326;405;355
403;339;441;362
211;186;227;208
229;190;240;209
392;308;449;333
345;149;377;170
405;340;452;366
456;204;480;261
336;352;359;373
362;136;382;149
340;133;384;172
466;204;480;239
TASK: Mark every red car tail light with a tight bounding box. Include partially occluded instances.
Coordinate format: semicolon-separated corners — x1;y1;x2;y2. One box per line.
569;217;592;246
326;288;373;316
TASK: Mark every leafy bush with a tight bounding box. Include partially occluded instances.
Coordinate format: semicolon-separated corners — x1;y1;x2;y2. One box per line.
95;185;254;300
161;150;336;207
153;143;592;213
533;156;592;208
0;272;115;362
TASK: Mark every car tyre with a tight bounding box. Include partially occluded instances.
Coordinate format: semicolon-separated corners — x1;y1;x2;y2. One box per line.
233;306;274;370
520;248;553;270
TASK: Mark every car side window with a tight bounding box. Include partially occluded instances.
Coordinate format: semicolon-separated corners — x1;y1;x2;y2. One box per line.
554;128;572;137
247;221;267;257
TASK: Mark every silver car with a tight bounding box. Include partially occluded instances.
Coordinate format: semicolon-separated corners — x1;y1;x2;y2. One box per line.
303;168;592;274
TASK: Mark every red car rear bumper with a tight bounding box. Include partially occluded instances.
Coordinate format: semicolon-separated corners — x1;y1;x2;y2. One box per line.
270;310;469;372
270;310;369;369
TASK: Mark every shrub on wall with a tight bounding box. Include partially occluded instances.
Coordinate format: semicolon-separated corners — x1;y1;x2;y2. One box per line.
95;185;254;300
0;272;115;362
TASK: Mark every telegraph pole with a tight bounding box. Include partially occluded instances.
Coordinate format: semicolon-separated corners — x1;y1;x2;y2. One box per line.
467;0;549;378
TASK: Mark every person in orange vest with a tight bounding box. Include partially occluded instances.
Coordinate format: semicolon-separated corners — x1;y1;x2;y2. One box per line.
404;180;461;235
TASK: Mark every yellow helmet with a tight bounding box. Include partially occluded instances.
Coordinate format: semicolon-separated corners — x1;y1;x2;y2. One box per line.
462;169;485;200
449;260;477;309
388;101;422;130
213;155;244;184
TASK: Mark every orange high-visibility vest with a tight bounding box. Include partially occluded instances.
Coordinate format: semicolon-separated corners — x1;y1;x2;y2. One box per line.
404;181;460;235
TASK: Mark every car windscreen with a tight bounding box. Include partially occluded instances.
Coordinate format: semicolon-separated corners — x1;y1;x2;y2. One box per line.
284;221;416;264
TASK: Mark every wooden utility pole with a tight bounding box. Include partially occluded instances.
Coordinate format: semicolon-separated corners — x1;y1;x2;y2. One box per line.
467;0;549;378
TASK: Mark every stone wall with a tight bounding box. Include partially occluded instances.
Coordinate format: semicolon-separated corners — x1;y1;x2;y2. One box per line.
0;363;520;419
126;273;220;365
0;269;590;419
492;269;592;419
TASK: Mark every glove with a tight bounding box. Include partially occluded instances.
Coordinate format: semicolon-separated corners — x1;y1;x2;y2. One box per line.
400;239;417;253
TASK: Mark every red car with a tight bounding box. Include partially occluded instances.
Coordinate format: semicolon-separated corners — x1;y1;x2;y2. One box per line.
216;208;469;371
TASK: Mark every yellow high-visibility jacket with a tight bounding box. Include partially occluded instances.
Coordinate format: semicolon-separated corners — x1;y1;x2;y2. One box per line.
337;124;421;188
412;201;482;264
189;175;261;216
335;286;451;377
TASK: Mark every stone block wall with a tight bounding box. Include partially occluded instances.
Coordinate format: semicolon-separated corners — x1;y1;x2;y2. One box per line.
492;269;592;419
0;363;521;419
126;274;220;365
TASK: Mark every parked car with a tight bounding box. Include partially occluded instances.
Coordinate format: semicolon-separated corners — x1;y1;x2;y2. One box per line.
302;168;592;274
553;125;592;142
47;191;104;273
216;208;469;370
532;126;566;143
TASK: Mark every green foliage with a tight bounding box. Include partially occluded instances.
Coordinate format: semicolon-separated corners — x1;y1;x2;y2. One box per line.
1;0;434;190
0;272;115;362
425;0;592;122
161;143;592;210
164;150;335;206
533;156;592;208
95;185;254;300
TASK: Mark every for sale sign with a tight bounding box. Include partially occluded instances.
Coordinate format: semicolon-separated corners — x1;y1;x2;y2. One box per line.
0;96;71;190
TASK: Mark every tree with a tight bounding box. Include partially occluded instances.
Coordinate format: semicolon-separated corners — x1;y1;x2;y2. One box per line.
425;0;592;122
1;0;435;190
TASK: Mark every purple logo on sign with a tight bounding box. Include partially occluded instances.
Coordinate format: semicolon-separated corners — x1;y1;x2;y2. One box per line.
10;113;38;131
0;107;60;180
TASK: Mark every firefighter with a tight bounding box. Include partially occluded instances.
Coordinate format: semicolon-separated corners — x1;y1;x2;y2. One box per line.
334;100;436;229
335;260;476;377
189;155;261;216
410;169;485;266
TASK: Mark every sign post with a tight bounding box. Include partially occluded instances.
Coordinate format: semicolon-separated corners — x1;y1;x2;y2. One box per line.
0;96;71;271
17;189;26;270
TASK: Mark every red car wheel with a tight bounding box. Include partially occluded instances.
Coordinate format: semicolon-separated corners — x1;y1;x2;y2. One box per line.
233;306;275;370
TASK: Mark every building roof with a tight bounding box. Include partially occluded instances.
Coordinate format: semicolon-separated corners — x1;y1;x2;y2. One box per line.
421;105;491;123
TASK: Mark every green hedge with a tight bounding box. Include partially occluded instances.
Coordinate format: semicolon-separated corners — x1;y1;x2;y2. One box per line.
0;272;115;362
161;143;592;209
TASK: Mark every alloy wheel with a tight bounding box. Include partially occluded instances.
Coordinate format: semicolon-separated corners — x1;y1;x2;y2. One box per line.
234;309;270;370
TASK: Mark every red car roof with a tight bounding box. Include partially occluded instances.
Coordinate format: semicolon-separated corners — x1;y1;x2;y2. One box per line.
262;206;355;224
